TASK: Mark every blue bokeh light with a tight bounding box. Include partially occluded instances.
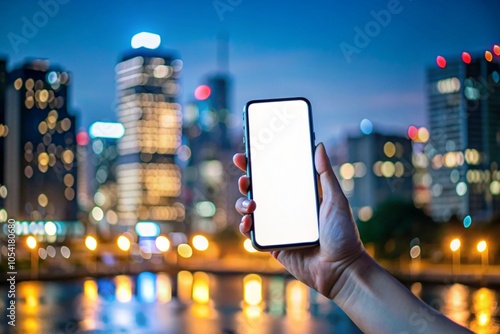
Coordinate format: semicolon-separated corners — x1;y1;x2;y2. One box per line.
463;215;472;228
360;119;373;135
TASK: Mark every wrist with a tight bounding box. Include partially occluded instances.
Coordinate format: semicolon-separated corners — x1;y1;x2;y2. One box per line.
329;250;376;304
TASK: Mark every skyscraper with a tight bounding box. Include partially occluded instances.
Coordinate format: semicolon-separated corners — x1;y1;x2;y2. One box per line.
4;59;78;221
115;36;184;229
183;73;241;234
337;132;413;222
88;121;124;236
427;53;500;222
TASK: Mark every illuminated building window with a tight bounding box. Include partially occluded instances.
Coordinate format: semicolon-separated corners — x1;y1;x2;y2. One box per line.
14;78;23;90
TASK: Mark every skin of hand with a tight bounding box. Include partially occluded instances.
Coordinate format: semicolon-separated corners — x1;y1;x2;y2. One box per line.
234;142;473;334
233;142;365;299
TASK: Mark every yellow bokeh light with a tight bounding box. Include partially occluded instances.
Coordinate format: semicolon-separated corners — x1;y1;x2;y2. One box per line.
381;161;395;177
383;142;396;158
339;163;355;180
417;127;430;142
178;243;193;258
14;78;23;90
192;235;209;251
244;239;257;253
27;236;37;249
62;150;74;164
38;193;48;207
85;236;97;251
117;235;131;251
39;89;49;102
450;238;461;252
38;152;49;166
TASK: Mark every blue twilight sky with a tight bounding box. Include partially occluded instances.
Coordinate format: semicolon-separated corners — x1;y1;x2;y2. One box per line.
0;0;499;143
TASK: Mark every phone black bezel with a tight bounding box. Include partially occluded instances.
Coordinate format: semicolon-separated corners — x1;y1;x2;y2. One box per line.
243;97;320;251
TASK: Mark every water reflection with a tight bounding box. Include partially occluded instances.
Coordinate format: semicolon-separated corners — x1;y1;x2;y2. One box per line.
441;283;470;327
156;272;172;303
5;272;496;333
78;279;100;331
177;270;193;303
17;281;41;333
470;288;499;333
115;275;132;303
286;280;310;320
138;272;156;303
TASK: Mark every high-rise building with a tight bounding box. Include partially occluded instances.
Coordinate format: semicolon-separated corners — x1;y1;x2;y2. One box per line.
115;38;184;229
87;121;124;236
336;132;413;222
183;73;241;234
4;59;78;221
427;53;500;222
0;58;7;220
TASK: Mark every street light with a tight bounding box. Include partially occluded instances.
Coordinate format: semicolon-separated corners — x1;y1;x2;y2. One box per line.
85;236;98;273
117;235;131;273
477;240;489;275
26;236;38;280
450;238;461;276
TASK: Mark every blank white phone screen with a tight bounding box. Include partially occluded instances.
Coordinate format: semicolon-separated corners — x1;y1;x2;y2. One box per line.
247;99;319;248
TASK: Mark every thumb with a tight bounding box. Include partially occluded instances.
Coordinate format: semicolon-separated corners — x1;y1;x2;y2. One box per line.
315;142;346;204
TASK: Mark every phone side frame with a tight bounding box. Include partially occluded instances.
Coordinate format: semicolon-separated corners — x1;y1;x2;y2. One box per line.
243;97;320;251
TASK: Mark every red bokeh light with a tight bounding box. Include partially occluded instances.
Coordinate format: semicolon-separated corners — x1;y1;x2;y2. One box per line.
494;45;500;56
408;126;418;140
76;131;89;146
462;52;471;64
194;85;211;100
436;56;446;68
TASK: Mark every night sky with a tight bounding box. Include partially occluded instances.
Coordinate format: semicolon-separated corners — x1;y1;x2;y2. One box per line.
1;0;499;142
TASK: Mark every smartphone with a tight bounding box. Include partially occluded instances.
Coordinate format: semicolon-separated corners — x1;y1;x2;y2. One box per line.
243;97;320;251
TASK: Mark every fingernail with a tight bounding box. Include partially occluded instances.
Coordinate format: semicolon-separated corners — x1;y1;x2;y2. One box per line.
242;200;250;209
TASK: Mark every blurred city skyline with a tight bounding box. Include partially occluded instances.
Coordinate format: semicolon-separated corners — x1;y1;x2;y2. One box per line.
1;0;499;142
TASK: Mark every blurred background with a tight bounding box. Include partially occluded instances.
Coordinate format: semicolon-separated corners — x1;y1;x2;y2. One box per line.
0;0;499;333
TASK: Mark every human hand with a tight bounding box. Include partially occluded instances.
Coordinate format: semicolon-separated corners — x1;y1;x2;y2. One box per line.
234;142;365;299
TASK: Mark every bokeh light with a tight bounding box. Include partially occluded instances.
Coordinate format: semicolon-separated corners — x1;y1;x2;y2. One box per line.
244;239;257;253
462;52;471;64
85;235;97;251
194;85;211;100
408;126;418;140
27;236;37;249
493;45;500;56
360;119;373;135
463;215;472;228
155;235;170;252
436;55;446;68
178;243;193;258
485;51;493;62
450;238;461;252
192;235;209;251
117;235;131;251
477;240;487;253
